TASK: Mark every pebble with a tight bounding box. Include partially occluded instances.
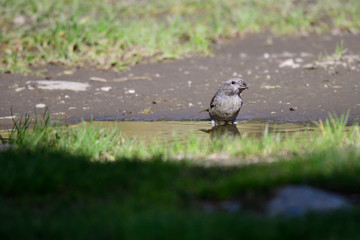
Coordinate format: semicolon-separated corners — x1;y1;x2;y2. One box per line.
52;112;65;116
0;116;15;120
90;77;107;82
0;143;12;152
35;103;46;108
279;59;300;68
267;185;351;216
240;53;247;58
15;87;25;92
28;80;90;92
101;86;112;92
13;16;26;25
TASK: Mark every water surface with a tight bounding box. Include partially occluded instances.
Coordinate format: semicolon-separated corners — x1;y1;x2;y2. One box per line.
86;120;314;140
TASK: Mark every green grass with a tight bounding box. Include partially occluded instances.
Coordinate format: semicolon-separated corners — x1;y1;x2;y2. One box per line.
6;110;359;165
1;0;360;73
318;40;348;61
1;111;360;238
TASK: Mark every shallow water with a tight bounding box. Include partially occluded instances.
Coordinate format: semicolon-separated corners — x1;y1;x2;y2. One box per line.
85;120;315;141
0;120;314;142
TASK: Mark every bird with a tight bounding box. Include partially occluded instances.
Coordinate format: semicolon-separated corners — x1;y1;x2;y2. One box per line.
206;78;248;127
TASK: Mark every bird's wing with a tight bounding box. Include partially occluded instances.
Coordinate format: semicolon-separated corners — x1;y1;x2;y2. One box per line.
210;94;223;109
200;94;218;113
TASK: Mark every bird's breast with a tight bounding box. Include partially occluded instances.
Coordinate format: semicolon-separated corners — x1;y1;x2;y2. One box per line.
209;95;243;121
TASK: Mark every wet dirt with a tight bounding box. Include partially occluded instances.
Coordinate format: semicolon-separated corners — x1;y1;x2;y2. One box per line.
1;33;360;130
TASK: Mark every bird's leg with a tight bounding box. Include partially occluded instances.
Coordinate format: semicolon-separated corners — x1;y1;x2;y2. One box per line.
211;120;216;127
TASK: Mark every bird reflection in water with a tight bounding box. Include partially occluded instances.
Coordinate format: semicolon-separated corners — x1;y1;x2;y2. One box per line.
200;124;240;140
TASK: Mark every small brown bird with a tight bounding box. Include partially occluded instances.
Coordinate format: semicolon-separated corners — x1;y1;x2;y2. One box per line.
207;78;248;127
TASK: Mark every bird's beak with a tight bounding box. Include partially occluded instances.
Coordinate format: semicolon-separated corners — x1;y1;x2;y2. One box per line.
239;85;248;90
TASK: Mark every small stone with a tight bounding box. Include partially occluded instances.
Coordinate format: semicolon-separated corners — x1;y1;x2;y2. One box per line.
0;143;12;152
63;70;74;75
127;89;135;94
239;53;247;58
28;80;89;91
52;112;65;116
300;52;313;57
15;87;25;92
0;116;15;120
101;86;112;92
303;63;316;70
35;103;46;108
13;16;26;25
90;77;107;82
267;185;351;217
279;59;300;68
263;53;270;59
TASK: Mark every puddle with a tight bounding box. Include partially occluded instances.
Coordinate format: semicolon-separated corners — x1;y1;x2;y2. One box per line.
83;120;315;141
1;120;315;143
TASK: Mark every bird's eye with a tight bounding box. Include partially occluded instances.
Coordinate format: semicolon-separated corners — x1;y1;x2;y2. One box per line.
231;81;236;84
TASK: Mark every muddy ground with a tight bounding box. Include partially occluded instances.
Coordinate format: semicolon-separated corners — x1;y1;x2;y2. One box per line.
0;34;359;129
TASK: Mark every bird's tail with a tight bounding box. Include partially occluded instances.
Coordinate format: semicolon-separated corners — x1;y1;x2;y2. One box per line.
199;108;209;113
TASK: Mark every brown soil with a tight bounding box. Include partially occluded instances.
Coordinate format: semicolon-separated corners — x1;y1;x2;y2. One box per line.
1;33;359;129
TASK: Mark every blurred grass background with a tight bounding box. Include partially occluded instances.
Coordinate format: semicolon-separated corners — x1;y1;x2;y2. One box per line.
1;0;359;73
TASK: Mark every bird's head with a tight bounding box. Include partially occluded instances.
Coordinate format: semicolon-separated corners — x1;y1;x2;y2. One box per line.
221;78;248;96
